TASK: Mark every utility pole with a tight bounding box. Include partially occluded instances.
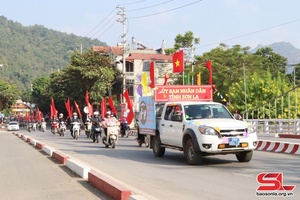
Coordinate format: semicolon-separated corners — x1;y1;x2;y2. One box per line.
117;6;127;103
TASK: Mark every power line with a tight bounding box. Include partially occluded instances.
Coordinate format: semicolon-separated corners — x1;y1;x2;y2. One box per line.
127;0;174;12
90;14;117;39
199;18;300;49
84;8;117;38
119;0;147;6
128;0;203;19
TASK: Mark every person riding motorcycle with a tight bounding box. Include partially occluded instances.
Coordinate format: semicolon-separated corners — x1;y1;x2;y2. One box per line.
91;110;102;142
101;111;119;137
69;112;81;137
58;113;66;129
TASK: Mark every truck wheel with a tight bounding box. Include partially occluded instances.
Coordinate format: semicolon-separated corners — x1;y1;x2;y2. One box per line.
153;136;165;157
236;150;253;162
184;138;202;165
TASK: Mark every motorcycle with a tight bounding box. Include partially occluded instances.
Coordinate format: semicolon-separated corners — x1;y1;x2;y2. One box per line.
85;120;92;138
32;122;37;131
72;121;81;140
135;119;149;147
51;121;58;134
102;122;119;149
27;122;33;132
40;121;46;132
137;133;150;147
58;121;66;136
120;120;130;138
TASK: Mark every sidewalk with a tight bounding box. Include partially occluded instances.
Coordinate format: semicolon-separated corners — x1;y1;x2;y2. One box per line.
0;131;112;200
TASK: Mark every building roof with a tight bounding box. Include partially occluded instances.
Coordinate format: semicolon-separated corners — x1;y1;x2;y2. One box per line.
92;46;123;56
126;53;172;62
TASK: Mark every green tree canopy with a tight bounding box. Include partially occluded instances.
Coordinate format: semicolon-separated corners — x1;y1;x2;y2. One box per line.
0;80;21;114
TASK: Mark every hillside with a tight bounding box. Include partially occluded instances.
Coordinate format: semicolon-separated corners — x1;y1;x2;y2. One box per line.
252;42;300;64
0;16;106;91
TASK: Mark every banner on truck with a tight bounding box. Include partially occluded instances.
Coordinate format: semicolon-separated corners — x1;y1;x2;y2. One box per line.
138;96;156;135
154;85;213;102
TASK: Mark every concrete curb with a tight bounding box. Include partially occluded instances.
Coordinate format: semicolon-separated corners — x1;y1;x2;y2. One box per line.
88;170;132;200
256;140;300;155
12;132;144;200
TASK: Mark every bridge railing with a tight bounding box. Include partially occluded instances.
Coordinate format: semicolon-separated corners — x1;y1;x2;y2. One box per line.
246;119;300;135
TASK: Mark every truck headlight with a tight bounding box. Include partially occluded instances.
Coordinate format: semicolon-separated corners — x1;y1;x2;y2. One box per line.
247;125;256;134
198;126;218;136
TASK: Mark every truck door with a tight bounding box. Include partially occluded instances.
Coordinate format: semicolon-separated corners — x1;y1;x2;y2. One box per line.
160;104;184;147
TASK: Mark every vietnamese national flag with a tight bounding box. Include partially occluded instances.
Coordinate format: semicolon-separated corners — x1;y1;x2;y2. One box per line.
108;96;117;117
205;60;213;85
149;61;155;88
172;50;184;73
74;100;82;118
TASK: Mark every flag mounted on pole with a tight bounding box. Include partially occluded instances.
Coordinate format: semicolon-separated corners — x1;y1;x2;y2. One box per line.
108;96;117;117
74;100;82;118
149;61;155;88
85;90;93;117
64;98;72;119
172;50;184;73
205;60;213;85
122;89;134;124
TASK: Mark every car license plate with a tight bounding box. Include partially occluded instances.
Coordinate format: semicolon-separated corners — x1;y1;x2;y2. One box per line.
229;138;240;146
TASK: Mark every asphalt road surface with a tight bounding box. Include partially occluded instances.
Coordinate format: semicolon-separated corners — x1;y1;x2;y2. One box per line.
2;128;300;200
0;130;112;200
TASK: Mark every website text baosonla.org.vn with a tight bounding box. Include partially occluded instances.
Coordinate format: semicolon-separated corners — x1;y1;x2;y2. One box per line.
256;191;294;197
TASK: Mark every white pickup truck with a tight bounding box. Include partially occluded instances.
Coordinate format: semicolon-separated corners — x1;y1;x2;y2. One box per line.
149;101;258;165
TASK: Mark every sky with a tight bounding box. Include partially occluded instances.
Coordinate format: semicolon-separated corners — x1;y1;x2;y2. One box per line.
1;0;300;57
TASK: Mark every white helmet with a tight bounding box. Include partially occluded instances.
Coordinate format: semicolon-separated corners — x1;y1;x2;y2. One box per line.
94;111;99;116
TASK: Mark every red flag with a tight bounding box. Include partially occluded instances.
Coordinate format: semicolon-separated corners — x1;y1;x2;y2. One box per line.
74;100;82;118
108;96;117;117
149;61;155;88
205;60;213;85
101;98;107;118
35;107;41;122
172;50;184;73
85;91;94;117
50;97;58;119
163;73;169;85
64;98;72;119
122;89;134;124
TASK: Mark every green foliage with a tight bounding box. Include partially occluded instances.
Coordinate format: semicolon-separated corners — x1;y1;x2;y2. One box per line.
0;16;106;92
32;50;117;114
228;70;293;118
0;80;21;111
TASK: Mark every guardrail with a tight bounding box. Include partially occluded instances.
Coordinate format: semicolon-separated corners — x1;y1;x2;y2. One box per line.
246;119;300;135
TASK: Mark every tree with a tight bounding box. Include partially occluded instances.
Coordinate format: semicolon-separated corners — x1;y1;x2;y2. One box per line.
254;47;288;76
0;80;21;112
228;70;294;119
48;50;117;112
31;76;52;114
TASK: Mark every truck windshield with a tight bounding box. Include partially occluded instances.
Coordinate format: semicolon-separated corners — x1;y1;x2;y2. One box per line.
184;104;233;120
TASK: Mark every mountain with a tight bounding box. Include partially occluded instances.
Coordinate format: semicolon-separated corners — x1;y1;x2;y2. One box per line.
0;16;106;91
251;42;300;64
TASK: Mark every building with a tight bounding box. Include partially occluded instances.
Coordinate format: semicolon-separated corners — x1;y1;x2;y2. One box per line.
92;45;173;112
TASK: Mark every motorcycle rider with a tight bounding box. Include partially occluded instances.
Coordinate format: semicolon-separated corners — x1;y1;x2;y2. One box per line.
101;111;119;137
91;110;102;142
69;112;81;137
58;113;66;129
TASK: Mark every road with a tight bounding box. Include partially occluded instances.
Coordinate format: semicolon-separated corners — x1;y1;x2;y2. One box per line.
3;128;300;200
0;130;112;200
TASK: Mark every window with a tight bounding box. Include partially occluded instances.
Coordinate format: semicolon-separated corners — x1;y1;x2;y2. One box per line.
143;61;150;71
126;61;134;72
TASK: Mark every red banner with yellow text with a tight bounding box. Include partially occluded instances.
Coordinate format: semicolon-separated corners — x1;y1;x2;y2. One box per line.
154;85;213;102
